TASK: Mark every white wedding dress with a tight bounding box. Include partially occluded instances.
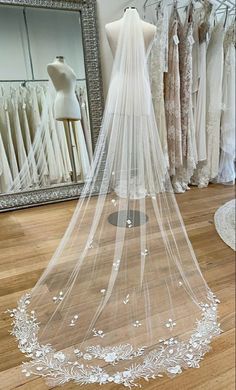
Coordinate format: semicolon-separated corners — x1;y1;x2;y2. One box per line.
0;96;19;183
194;17;225;187
77;86;93;163
0;130;13;192
9;9;221;388
218;22;235;185
11;95;32;188
38;87;60;184
28;86;49;186
20;94;39;186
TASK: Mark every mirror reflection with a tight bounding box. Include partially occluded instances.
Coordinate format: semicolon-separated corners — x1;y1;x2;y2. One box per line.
0;5;92;195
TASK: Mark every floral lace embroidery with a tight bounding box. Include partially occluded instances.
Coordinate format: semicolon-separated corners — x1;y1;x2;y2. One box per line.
173;5;197;189
150;7;169;168
164;14;182;176
82;344;146;365
8;291;221;388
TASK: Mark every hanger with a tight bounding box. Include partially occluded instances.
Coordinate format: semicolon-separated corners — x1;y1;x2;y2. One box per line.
173;0;178;20
124;6;136;12
188;1;195;22
21;80;27;88
224;5;229;27
155;0;162;21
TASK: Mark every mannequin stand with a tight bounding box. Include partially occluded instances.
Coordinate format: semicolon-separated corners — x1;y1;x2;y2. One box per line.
108;210;149;227
64;120;77;183
72;121;84;183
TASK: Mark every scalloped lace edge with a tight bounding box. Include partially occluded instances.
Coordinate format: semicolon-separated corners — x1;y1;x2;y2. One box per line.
8;290;221;388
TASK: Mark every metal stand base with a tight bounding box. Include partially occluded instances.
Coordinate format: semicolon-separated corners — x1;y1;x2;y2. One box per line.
108;210;149;228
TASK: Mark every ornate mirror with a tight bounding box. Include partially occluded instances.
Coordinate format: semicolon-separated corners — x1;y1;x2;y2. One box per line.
0;0;103;211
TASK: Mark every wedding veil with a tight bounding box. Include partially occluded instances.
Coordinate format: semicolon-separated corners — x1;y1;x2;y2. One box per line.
9;9;221;388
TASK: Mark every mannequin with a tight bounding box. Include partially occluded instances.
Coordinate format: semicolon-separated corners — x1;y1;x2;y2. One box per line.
105;7;157;56
47;56;81;121
47;56;82;182
105;7;157;200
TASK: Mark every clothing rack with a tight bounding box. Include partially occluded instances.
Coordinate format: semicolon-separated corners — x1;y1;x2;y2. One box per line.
0;79;86;83
143;0;236;14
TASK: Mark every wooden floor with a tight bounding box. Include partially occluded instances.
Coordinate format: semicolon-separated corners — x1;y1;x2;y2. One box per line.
0;184;235;390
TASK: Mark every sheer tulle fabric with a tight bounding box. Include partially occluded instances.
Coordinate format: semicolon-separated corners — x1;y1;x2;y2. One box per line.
9;9;220;388
5;85;90;193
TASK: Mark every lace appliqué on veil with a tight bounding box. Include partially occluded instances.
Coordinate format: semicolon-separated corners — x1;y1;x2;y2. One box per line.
8;292;221;388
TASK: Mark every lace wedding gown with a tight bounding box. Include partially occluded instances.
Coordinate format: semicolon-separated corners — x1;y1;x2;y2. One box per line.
9;9;221;388
150;4;169;168
164;8;182;179
174;4;197;192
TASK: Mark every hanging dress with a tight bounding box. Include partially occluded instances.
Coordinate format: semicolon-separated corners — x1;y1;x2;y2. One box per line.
218;22;235;184
164;8;182;181
47;88;69;184
72;120;91;180
194;3;212;163
0;96;19;183
11;92;32;189
19;91;39;186
27;85;49;186
194;16;225;187
9;9;221;388
150;5;169;167
192;7;201;122
174;5;197;192
37;86;60;184
0;130;13;192
191;4;214;187
46;89;72;183
77;86;93;163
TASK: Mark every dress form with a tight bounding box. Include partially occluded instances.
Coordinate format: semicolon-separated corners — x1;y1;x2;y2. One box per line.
105;7;157;56
47;56;82;182
105;8;157;200
47;56;81;121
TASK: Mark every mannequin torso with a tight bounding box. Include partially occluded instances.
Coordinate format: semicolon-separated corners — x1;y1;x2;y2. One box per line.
47;57;81;121
105;8;157;56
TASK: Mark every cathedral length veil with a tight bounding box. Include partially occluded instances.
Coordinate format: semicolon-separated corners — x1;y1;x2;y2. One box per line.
9;9;221;387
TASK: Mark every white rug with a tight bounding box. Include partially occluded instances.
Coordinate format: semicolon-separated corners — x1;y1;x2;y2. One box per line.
214;199;236;251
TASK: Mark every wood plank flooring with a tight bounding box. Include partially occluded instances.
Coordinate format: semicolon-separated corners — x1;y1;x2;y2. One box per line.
0;184;235;390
